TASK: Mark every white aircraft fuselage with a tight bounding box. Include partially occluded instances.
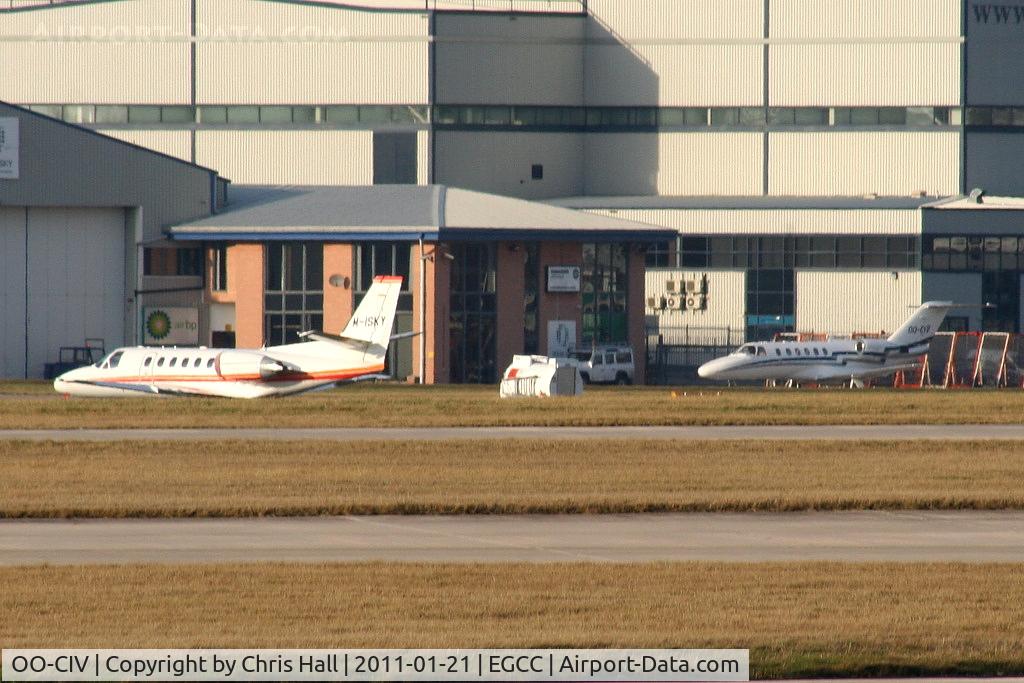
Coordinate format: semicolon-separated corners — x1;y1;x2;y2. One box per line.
54;275;404;399
697;301;957;383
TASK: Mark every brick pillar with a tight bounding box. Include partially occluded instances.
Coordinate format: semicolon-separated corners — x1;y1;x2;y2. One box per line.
323;244;354;334
628;246;647;384
231;243;264;348
496;243;526;369
428;244;451;383
537;242;583;355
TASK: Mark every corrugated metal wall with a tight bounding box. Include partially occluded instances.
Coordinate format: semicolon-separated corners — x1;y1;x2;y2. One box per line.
434;131;584;199
646;269;746;330
770;0;961;105
584;133;763;196
769;132;960;196
435;13;584;105
196;130;372;185
96;130;193;163
196;0;430;104
585;0;763;106
590;208;923;235
417;130;430;184
795;270;922;333
0;0;190;104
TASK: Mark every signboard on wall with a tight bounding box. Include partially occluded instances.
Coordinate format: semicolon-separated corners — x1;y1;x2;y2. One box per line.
143;307;199;346
547;320;576;358
0;118;19;180
546;265;581;292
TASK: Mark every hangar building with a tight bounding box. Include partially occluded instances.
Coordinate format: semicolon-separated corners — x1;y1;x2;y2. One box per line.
3;0;1024;381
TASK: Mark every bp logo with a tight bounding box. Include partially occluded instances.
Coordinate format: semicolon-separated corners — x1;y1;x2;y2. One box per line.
146;310;172;340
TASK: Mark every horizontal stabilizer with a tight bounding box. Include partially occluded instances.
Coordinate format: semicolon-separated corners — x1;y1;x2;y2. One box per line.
390;331;421;341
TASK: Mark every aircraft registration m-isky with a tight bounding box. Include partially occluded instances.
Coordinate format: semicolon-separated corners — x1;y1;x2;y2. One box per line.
54;275;408;398
697;301;959;384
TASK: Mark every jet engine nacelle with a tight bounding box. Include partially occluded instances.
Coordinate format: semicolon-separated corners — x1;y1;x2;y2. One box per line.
853;339;888;356
215;351;288;380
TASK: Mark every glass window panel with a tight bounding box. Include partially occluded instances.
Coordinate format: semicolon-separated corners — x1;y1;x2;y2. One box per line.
537;107;564;126
966;107;992;125
863;252;886;267
607;108;631;126
1005;237;1020;253
292;106;317;123
906;107;938;126
949;237;967;253
286;244;304;290
395;244;411;285
767;107;795;125
227;106;259;124
837;236;860;252
992;107;1013;126
326;105;359;124
360;105;392;123
635;108;657;126
585;108;603;127
94;105;128;124
198;106;227;124
266;244;283;291
1002;253;1017;270
683;108;707;125
658;108;685;126
811;253;834;267
484;106;511;125
984;252;1001;270
512;106;538;126
794;107;828;125
359;245;373;291
1014;108;1024;127
390;105;426;123
259;106;292;123
265;294;281;311
305;243;323;289
563;107;586;126
161;106;194;123
832;108;852;125
863;236;887;252
710;108;739;125
850;108;879;125
837;251;860;267
879;107;906;125
29;105;62;118
932;237;950;253
285;294;303;309
811;236;835;252
984;237;1002;252
739;107;765;126
62;105;94;123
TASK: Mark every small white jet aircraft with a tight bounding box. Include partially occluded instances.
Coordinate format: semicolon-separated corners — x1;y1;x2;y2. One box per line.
54;275;407;398
697;301;957;384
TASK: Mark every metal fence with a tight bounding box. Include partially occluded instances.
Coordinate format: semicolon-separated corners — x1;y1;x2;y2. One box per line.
645;325;745;385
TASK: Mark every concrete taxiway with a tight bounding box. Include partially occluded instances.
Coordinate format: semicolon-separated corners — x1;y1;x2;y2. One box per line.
3;511;1023;565
2;424;1024;441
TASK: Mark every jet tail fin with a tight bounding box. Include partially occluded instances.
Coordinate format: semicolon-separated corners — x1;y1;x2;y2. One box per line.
886;301;954;348
339;275;404;346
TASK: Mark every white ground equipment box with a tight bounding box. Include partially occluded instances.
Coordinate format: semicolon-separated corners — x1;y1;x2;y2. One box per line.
499;355;584;398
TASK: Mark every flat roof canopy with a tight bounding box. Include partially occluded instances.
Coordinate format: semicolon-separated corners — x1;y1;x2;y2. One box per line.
169;185;676;243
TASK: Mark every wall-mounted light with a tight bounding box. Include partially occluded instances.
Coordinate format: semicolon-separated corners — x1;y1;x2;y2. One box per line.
890;271;899;281
329;274;350;289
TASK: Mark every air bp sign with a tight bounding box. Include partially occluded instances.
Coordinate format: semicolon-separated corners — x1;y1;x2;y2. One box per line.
0;118;19;180
143;307;199;345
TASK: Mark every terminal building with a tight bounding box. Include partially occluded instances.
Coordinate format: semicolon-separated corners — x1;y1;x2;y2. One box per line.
2;0;1024;381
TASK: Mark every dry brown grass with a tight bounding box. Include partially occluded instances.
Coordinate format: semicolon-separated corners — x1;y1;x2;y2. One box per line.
3;439;1024;517
2;562;1022;678
6;383;1024;428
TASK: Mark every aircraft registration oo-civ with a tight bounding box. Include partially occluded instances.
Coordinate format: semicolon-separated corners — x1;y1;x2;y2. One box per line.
53;275;410;399
697;301;960;385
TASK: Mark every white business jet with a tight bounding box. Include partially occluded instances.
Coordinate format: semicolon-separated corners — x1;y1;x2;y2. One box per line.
697;301;957;384
54;275;408;398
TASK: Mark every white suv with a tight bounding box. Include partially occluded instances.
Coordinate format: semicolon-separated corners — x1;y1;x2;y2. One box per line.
568;345;635;385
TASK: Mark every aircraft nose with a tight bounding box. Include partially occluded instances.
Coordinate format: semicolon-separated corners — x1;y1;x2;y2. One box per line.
697;359;720;379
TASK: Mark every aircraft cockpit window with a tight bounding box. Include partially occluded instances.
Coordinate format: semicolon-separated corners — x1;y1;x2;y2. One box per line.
108;351;124;368
737;345;756;355
207;358;216;368
756;346;767;356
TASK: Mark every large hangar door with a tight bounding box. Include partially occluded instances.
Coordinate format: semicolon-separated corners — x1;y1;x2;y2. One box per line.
0;208;27;378
22;208;126;378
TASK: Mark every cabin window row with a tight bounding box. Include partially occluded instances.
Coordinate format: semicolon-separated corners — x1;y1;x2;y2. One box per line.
142;356;216;369
742;345;829;357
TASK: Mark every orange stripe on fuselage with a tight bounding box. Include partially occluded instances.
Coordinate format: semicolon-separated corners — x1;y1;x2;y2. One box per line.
93;365;385;385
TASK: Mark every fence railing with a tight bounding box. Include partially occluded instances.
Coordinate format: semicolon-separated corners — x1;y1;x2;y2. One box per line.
645;325;745;385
